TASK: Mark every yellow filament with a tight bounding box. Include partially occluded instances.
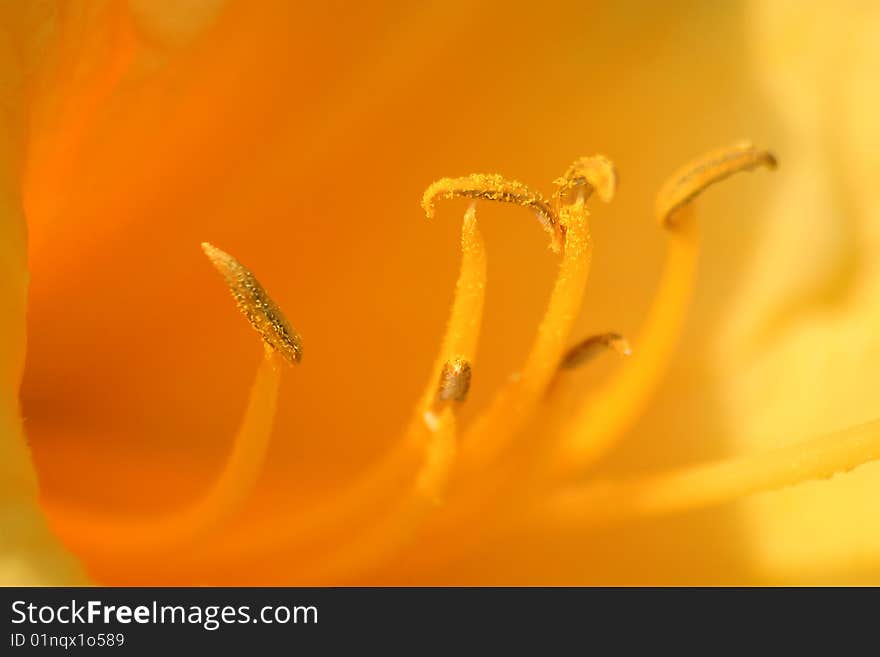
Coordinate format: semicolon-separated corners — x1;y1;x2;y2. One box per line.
459;197;593;473
553;211;700;474
417;204;487;413
194;348;282;527
539;418;880;528
294;209;485;576
48;348;283;555
423;158;614;479
300;408;458;584
429;156;614;519
47;243;297;555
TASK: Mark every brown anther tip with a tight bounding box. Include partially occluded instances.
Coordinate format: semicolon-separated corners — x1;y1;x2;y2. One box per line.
436;358;472;403
422;174;563;252
655;142;777;228
560;332;632;370
554;155;618;205
201;242;303;366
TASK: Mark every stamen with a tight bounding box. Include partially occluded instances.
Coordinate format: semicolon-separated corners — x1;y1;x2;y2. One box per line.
436;358;472;403
559;332;632;370
656;142;777;227
48;242;298;554
539;417;880;528
422;174;563;252
555;143;776;475
201;242;303;365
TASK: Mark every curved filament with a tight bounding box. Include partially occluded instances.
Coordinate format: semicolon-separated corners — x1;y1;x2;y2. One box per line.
553;212;700;474
48;348;283;556
46;243;297;556
459;196;593;474
539;417;880;528
301;407;458;584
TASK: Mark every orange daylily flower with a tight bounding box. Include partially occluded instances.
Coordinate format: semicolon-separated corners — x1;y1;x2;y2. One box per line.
4;1;880;586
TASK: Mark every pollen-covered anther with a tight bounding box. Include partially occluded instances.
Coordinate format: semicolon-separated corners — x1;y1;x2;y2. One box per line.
559;332;632;370
553;155;618;207
436;358;473;403
655;141;777;227
201;242;303;365
422;174;563;252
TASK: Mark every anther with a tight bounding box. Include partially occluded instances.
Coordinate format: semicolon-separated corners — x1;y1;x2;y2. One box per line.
655;142;777;227
201;242;303;365
559;332;632;370
436;358;473;403
553;155;618;207
422;174;563;252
